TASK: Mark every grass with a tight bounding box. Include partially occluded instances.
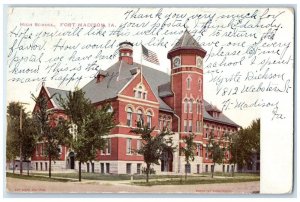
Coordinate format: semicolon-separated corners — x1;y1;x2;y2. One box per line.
31;172;187;181
6;172;75;182
132;175;260;186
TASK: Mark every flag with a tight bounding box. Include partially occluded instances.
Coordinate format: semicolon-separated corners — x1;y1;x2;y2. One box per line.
142;45;160;65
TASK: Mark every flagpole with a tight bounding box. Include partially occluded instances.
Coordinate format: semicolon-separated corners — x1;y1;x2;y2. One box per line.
140;44;143;84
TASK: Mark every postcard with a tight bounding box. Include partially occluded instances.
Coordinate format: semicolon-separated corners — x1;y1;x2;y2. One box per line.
4;6;294;195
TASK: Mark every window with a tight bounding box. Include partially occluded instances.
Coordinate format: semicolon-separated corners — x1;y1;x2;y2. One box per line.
126;138;132;154
187;77;191;90
197;101;202;114
211;165;214;172
146;111;152;128
137;139;142;151
41;144;45;156
137;163;141;174
106;163;110;173
92;163;95;173
196;121;200;132
189;99;193;113
126;107;133;126
126;163;132;174
107;105;113;113
58;145;62;154
36;144;39;156
137;109;143;126
185;164;191;173
184;120;188;132
188;120;192;132
197;164;200;174
200;145;203;157
40;162;43;171
205;165;208;172
36;162;38;170
198;79;202;91
85;163;90;172
159;119;163;130
227;165;230;172
106;139;111;155
100;163;104;174
205;147;208;158
134;85;147;100
196;144;201;156
184;99;188;113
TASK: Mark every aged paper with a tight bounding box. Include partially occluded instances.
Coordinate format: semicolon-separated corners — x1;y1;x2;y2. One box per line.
5;7;294;194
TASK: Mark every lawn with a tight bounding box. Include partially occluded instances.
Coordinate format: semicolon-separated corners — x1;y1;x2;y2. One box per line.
6;172;76;182
12;171;259;186
30;172;186;181
132;175;260;186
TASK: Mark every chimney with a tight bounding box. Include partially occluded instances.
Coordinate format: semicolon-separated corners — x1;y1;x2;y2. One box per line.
96;71;107;83
119;41;133;65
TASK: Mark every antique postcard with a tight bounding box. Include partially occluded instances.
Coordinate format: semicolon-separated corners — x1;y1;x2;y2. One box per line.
4;6;294;195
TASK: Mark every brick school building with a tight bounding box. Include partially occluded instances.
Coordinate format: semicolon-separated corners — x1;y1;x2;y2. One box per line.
31;30;240;174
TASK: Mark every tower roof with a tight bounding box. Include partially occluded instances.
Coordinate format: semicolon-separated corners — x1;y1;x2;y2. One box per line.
167;29;206;58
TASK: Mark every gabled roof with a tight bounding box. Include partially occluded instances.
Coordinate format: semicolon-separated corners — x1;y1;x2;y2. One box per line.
46;87;70;109
81;61;173;112
203;100;239;127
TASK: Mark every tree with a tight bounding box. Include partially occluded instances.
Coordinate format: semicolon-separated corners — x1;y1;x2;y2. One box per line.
228;119;260;175
131;125;175;183
58;89;115;182
180;134;196;180
6;102;37;175
32;94;71;178
207;131;225;178
226;132;239;177
239;119;260;172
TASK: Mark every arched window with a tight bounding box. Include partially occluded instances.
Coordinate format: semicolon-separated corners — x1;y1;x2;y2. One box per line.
126;107;133;126
184;99;188;113
146;111;152;128
137;109;143;126
187;77;191;90
198;79;202;91
197;101;202;114
107;105;113;113
189;99;193;113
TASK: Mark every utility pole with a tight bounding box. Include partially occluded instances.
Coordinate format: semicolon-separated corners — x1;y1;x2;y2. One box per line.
19;102;29;175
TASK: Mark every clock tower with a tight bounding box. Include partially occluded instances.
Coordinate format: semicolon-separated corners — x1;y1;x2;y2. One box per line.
167;30;206;136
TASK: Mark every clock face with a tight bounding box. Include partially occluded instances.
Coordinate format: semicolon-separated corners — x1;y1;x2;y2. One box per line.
173;57;181;67
197;57;203;67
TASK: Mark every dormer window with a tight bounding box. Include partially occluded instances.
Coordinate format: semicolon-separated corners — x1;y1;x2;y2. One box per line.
134;84;147;100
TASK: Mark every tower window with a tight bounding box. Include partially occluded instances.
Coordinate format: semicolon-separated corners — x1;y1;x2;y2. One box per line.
184;120;188;132
187;77;191;90
198;79;202;91
184;99;188;113
188;120;193;132
189;99;193;113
